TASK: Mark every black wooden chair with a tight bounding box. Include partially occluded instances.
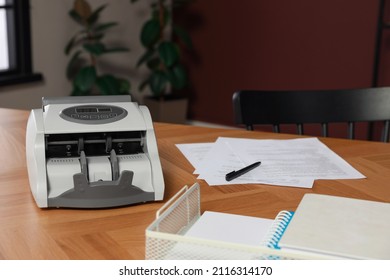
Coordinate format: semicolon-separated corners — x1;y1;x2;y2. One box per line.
232;88;390;142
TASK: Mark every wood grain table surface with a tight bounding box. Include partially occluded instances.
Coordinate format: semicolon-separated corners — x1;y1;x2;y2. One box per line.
1;108;390;259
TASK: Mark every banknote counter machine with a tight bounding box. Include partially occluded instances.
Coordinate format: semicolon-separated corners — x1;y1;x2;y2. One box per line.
26;96;164;208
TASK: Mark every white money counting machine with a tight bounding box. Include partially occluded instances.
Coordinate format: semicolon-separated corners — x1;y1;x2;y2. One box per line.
26;95;164;208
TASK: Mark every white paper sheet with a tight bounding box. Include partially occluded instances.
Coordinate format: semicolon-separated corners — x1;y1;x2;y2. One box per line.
176;143;213;172
176;137;365;188
185;211;274;246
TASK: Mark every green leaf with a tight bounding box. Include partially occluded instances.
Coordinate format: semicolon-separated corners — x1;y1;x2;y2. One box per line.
69;9;84;25
65;34;77;55
74;66;97;92
83;42;128;56
150;71;168;96
66;50;82;80
104;47;129;53
118;78;131;94
137;49;156;67
71;87;88;96
96;76;130;95
158;41;179;67
65;31;90;55
146;57;161;70
96;75;119;95
141;19;160;48
167;64;188;89
93;22;118;33
83;43;105;56
87;4;107;26
173;25;193;50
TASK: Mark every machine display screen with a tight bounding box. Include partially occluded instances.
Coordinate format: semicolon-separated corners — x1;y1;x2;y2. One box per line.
98;108;112;112
76;108;98;113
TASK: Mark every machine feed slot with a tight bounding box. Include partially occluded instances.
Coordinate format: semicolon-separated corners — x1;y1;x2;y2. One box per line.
45;131;145;158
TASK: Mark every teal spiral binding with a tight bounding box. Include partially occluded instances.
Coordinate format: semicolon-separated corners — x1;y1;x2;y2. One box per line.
263;210;294;250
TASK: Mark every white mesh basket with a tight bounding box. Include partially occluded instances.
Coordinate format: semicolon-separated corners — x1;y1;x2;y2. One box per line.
145;183;331;260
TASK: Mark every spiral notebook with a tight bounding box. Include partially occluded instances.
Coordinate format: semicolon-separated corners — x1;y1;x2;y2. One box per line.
263;194;390;259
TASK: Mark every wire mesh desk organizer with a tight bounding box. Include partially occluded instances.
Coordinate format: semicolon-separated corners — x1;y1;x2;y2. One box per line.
145;183;330;260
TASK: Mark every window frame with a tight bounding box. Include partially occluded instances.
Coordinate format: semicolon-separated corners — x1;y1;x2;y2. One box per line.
0;0;42;87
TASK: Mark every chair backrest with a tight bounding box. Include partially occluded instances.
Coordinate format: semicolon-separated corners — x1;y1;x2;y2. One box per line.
233;88;390;142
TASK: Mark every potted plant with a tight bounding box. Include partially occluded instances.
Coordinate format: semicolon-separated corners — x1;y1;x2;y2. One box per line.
131;0;194;123
65;0;131;96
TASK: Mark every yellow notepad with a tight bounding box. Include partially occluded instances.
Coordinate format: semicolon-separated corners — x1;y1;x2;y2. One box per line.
277;194;390;259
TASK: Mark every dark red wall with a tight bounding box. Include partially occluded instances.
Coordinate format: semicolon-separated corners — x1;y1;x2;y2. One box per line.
177;0;382;126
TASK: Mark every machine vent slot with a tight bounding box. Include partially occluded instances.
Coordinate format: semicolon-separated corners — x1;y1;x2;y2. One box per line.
120;154;144;160
49;158;79;163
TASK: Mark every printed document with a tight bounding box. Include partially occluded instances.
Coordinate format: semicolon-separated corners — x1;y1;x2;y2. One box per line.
176;137;365;188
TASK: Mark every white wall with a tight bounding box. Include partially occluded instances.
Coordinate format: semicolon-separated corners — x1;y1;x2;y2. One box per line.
0;0;150;109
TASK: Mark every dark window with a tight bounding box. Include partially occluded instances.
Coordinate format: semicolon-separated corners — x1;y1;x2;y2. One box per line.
0;0;42;87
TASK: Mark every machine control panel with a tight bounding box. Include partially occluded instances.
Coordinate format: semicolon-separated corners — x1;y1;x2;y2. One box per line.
60;105;127;124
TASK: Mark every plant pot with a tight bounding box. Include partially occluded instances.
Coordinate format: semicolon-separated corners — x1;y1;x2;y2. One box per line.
143;96;188;124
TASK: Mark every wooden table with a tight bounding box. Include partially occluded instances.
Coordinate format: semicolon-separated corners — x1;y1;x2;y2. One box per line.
1;108;390;259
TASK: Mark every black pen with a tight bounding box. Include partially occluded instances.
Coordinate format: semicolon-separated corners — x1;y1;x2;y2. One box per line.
225;161;261;181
